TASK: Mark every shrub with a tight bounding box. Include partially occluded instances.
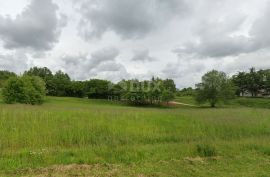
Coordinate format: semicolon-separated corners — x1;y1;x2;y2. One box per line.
2;76;46;105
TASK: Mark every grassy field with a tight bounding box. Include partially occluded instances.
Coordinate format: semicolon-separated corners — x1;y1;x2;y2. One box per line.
0;96;270;176
175;96;270;108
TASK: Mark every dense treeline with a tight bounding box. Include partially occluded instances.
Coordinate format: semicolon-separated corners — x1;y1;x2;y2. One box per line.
0;67;176;105
179;68;270;107
232;68;270;97
2;66;269;106
177;68;270;98
117;78;176;105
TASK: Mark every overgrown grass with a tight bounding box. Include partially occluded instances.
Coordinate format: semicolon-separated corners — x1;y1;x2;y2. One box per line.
175;96;270;108
0;96;270;176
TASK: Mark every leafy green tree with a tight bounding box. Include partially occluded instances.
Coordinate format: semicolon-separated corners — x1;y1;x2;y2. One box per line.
0;71;16;88
85;79;112;99
246;68;264;97
2;76;46;105
232;72;248;96
24;67;54;95
50;71;71;96
119;78;175;105
195;70;235;107
163;79;176;93
66;81;86;98
162;90;174;104
24;67;53;80
123;90;147;105
264;69;270;95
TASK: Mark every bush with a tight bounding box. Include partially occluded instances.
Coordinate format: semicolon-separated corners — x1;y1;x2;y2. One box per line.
0;70;16;88
2;76;46;105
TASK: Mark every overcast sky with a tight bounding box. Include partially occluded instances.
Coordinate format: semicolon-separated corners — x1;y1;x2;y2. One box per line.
1;0;270;88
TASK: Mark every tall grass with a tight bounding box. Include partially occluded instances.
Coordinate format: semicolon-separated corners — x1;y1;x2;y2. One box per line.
0;96;270;176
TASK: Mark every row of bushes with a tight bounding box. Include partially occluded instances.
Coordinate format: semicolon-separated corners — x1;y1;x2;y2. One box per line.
0;67;177;105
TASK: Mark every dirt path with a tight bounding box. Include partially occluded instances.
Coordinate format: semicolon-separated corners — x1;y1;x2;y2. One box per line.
169;101;198;107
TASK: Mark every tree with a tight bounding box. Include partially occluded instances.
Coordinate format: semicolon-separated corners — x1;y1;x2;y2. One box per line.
245;68;264;97
24;67;53;80
2;76;46;105
163;79;176;93
66;81;86;98
195;70;235;107
0;71;16;88
264;69;270;95
85;79;112;99
119;78;176;105
50;71;71;96
24;67;55;96
162;90;174;104
232;72;248;96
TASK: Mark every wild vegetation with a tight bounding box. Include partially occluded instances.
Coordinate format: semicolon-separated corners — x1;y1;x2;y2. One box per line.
0;96;269;176
2;76;46;105
1;67;177;106
1;67;270;176
232;68;270;96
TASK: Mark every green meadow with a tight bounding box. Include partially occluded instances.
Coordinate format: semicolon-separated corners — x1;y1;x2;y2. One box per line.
0;96;270;176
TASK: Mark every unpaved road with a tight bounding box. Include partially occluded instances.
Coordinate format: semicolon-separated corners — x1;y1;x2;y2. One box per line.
169;101;198;107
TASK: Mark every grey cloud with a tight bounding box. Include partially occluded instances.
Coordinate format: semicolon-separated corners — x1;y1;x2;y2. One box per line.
0;0;66;51
76;0;189;39
132;49;156;62
0;52;29;73
220;50;270;73
60;47;129;81
250;5;270;49
90;47;119;66
177;3;270;58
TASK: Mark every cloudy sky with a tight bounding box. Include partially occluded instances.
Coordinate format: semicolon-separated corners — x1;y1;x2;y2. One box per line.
0;0;270;88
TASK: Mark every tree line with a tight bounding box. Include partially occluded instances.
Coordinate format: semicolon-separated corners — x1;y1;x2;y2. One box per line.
1;66;269;107
177;68;270;107
0;67;176;105
232;68;270;97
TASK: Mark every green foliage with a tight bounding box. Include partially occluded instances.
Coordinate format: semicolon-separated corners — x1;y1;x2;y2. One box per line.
0;70;16;88
232;68;270;97
85;79;112;99
24;67;74;97
49;71;71;97
2;76;46;105
176;87;195;97
161;90;174;104
195;70;235;107
120;77;176;105
24;67;54;94
163;79;177;92
66;81;86;98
